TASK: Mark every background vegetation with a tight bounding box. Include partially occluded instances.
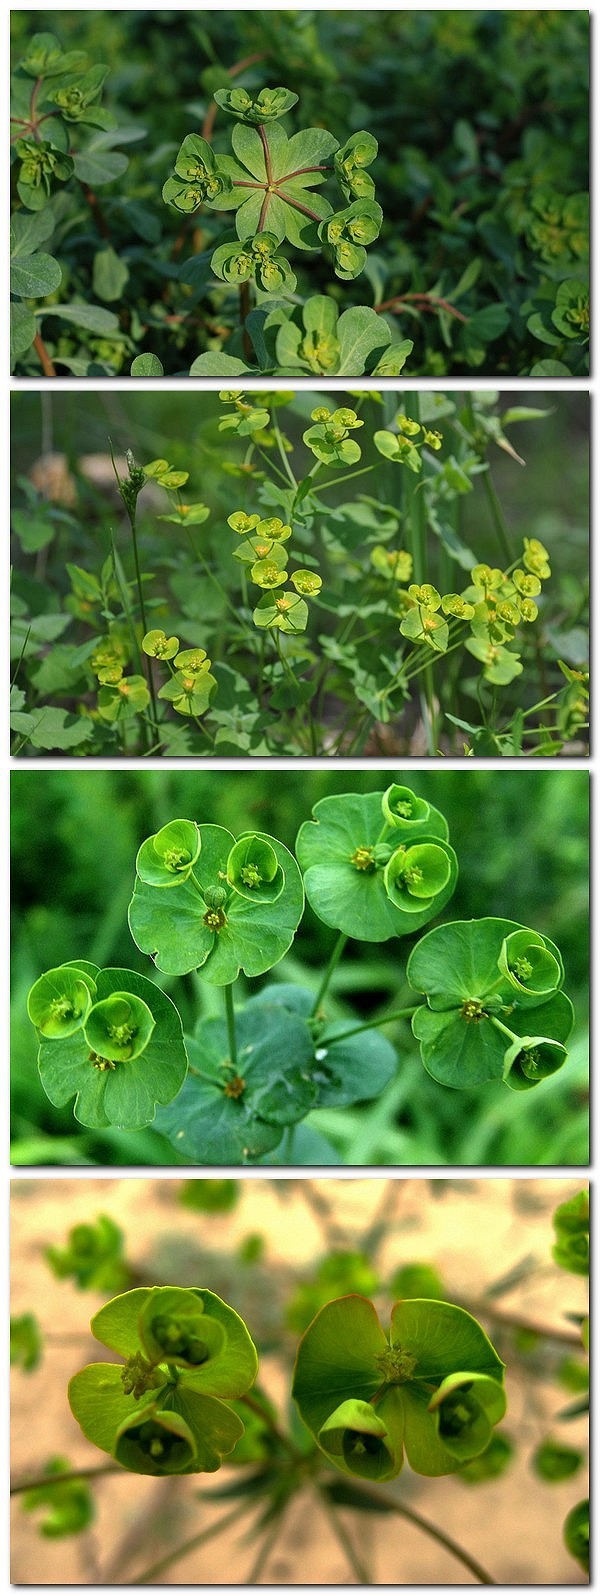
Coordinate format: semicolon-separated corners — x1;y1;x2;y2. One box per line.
11;9;589;375
11;768;589;1167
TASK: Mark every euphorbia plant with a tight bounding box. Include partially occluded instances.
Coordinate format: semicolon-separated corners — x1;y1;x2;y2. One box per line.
26;784;575;1164
68;1285;259;1475
10;390;588;759
161;88;412;377
292;1295;506;1480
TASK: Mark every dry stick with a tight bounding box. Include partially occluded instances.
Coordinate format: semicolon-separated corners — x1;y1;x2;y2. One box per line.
11;1463;122;1495
33;331;56;377
376;292;467;323
201;51;266;142
300;1179;350;1251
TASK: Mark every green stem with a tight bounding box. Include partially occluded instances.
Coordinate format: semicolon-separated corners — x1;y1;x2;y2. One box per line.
224;984;238;1067
11;1463;121;1495
481;466;513;567
130;1500;253;1585
238;1392;300;1458
319;1008;419;1045
125;508;160;737
407;394;437;753
315;463;375;492
272;416;298;488
311;931;348;1016
489;1014;519;1044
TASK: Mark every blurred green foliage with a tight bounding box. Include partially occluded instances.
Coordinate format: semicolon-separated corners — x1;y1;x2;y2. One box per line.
11;768;588;1167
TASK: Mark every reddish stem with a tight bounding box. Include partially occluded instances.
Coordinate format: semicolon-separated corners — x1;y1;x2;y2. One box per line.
232;179;265;190
274;188;321;223
258;191;272;231
33;330;57;376
376;292;468;323
80;182;111;240
257;121;273;185
275;165;331;181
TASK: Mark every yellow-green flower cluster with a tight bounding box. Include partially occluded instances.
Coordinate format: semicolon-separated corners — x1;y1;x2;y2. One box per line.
397;539;552;685
227;510;322;634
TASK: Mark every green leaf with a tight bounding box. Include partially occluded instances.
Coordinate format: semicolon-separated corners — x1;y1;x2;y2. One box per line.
336;306;391;374
131;352;164;376
532;1438;583;1482
157;1000;317;1163
296;791;453;942
39;302;120;335
92;246;129;302
563;1500;589;1573
11;507;57;553
11;1313;43;1371
312;1022;397;1107
15;707;95;752
189;353;251;375
10;301;37;367
293;1296;505;1480
72;148;128;186
10;251;62;299
129;825;304;981
37;968;188;1130
92;1285;258;1397
22;1459;94;1537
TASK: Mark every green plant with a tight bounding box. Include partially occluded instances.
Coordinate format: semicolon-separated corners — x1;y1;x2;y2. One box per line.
10;13;588;377
11;1178;588;1583
25;784;575;1165
10;391;589;759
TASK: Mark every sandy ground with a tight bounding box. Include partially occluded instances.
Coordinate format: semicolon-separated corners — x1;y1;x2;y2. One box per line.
11;1176;588;1585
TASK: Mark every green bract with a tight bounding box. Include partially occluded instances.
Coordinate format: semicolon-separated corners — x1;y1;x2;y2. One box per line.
211;233;297;295
334;132;378;201
129;823;304;981
295;788;457;941
319;200;383;279
162;134;232;213
27;964;97;1038
226;835;284;903
136;820;201;888
28;963;188;1129
292;1296;505;1480
213;86;299;124
68;1285;258;1476
407;918;573;1089
552;1190;589;1276
83;992;155;1063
